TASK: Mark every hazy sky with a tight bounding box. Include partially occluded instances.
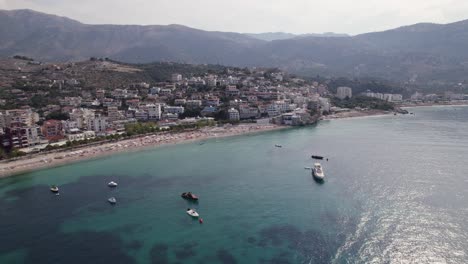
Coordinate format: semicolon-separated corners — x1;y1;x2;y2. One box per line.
1;0;468;34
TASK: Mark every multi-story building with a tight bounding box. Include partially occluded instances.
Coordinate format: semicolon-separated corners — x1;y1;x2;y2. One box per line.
0;112;11;129
228;108;240;121
318;97;331;113
67;131;96;142
204;96;220;106
239;105;259;119
134;110;149;121
42;120;64;141
146;104;162;120
267;104;281;117
186;100;202;109
107;106;122;122
1;122;42;149
411;92;424;101
164;106;185;115
6;109;40;126
96;89;106;100
61;120;80;133
174;99;186;106
159;89;172;96
59;97;82;107
247;95;258;102
226;85;240;97
171;74;182;83
88;115;108;133
337;87;352;99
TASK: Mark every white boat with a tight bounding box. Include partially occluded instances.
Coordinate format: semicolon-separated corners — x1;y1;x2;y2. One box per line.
108;197;117;204
186;208;199;218
312;163;325;181
108;181;118;187
50;185;59;193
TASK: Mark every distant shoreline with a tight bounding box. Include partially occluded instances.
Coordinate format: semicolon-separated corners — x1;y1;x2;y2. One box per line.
321;109;393;120
398;101;468;108
0;124;288;178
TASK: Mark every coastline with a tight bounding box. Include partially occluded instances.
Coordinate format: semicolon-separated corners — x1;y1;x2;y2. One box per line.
398;101;468;108
321;109;393;120
0;124;288;178
4;103;460;178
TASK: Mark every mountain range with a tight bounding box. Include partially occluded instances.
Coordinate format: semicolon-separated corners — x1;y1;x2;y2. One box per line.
246;32;349;41
1;9;468;87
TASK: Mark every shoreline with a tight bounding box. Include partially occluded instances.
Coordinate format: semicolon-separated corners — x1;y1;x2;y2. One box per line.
2;103;460;179
397;101;468;108
0;124;288;178
321;109;393;120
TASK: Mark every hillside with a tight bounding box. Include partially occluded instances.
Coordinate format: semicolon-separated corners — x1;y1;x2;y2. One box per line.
246;32;348;41
2;9;468;89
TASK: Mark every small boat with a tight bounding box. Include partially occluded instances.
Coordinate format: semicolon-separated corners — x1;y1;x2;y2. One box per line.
181;192;199;201
312;163;325;181
108;197;117;204
108;181;118;187
275;144;282;148
186;208;199;218
199;218;204;224
304;167;311;170
311;155;324;160
50;185;59;193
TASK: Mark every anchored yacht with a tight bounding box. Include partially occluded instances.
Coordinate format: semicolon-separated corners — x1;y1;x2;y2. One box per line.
312;163;325;181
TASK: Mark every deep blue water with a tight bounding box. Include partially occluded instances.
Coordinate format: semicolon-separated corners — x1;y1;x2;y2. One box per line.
1;106;468;263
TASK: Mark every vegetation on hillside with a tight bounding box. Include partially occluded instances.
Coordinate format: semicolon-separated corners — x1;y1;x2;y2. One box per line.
326;77;406;95
331;96;395;111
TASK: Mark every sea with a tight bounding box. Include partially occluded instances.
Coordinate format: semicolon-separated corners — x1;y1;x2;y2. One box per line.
1;105;468;264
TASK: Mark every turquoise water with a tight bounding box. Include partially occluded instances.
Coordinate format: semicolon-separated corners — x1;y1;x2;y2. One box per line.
1;106;468;263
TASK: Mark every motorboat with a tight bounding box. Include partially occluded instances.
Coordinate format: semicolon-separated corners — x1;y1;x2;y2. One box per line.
275;144;282;148
312;163;325;181
186;208;199;218
108;181;118;187
311;155;324;160
50;185;59;193
108;197;117;204
304;167;311;170
181;192;199;201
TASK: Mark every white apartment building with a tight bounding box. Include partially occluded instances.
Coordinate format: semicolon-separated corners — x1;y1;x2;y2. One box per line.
171;74;182;83
67;131;96;141
228;108;240;121
88;115;108;133
144;104;162;120
337;87;353;99
6;109;40;126
318;97;331;112
267;104;281;117
164;106;185;115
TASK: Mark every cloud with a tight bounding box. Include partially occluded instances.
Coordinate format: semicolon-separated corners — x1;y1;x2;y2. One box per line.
1;0;468;34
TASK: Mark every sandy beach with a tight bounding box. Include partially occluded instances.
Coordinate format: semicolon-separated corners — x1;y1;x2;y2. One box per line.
0;124;286;178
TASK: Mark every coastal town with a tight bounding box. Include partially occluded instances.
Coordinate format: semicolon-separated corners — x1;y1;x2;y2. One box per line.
0;57;467;169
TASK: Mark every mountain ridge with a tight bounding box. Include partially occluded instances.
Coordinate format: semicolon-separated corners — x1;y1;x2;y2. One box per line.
1;9;468;88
